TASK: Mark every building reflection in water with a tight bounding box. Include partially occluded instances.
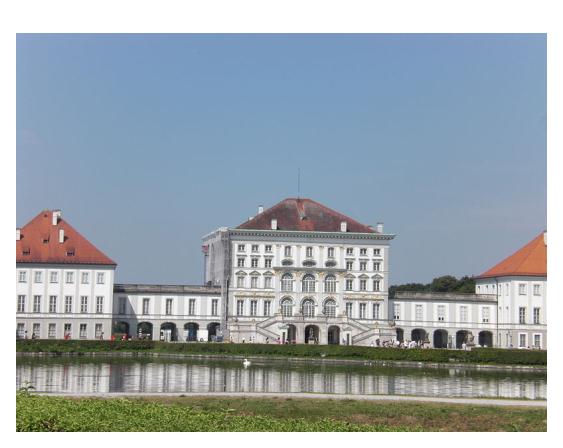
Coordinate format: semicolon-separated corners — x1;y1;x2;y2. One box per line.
16;360;546;400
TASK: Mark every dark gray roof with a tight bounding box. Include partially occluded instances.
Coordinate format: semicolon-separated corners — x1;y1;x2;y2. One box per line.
114;283;221;295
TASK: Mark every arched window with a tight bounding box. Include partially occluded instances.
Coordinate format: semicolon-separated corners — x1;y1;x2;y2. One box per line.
281;273;293;292
281;298;293;317
324;275;337;293
302;274;316;293
323;299;336;317
302;299;315;318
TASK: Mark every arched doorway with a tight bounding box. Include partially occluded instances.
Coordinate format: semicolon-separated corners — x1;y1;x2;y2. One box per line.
184;322;199;341
160;322;177;342
433;329;448;348
411;328;426;343
137;322;153;340
396;328;404;342
304;325;319;344
113;321;129;339
478;331;493;347
456;330;470;348
207;322;220;342
287;324;296;344
328;326;340;345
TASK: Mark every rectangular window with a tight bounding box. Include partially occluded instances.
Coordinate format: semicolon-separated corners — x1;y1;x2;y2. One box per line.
373;280;380;291
18;271;27;283
48;323;56;339
519;333;527;348
346;248;354;255
359;303;366;319
281;276;292;292
505;283;509;296
33;295;41;313
95;324;103;339
415;304;423;321
328;247;334;258
360;248;367;256
48;296;57;313
533;307;540;324
119;297;126;314
34;271;43;283
284;246;292;257
519;307;526;324
17;295;25;313
360;279;367;291
142;298;150;315
238;244;245;252
251;276;258;288
79;324;87;339
64;296;73;313
65;272;74;284
188;299;196;316
264;301;271;316
250;300;257;316
17;323;25;338
81;272;89;284
252;244;259;252
373;262;380;271
460;306;468;322
265;245;272;253
534;334;541;348
211;299;218;316
533;284;541;296
373;303;380;319
96;272;105;284
32;323;40;338
80;296;88;313
373;248;380;256
306;247;313;258
393;303;400;320
251;258;259;268
264;258;272;268
359;261;367;271
346;261;354;270
437;305;445;321
518;283;526;295
482;307;490;323
96;296;104;314
264;276;272;288
346;279;353;291
50;271;58;283
165;298;173;315
237;276;245;288
64;323;71;338
237;300;244;316
237;258;245;267
346;302;353;317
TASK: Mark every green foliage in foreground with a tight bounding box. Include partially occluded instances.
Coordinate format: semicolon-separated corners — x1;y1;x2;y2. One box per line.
16;339;547;366
16;392;416;432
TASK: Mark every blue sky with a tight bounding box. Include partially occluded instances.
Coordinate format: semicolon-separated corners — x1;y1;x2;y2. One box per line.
16;34;546;285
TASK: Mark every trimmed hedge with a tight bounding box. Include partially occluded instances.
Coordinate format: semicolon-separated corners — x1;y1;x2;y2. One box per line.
16;339;547;366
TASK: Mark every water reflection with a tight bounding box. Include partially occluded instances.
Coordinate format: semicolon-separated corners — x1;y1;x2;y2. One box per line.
16;357;546;400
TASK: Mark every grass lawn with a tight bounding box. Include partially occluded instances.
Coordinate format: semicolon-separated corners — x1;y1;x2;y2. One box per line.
16;392;547;432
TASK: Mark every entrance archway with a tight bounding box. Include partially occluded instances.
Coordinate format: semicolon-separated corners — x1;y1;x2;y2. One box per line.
396;328;404;342
184;322;199;341
137;322;153;340
113;321;129;339
411;328;426;343
456;330;470;348
304;325;319;344
478;331;493;347
328;326;340;345
160;322;177;342
433;329;448;348
207;322;221;341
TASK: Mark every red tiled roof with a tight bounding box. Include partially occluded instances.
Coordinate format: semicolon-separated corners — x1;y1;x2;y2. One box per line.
476;232;547;279
16;210;117;266
236;198;377;233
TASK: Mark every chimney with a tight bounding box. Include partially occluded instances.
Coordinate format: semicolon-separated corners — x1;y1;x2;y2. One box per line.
59;228;65;243
248;216;254;221
258;205;264;214
271;218;277;230
340;221;347;232
376;222;384;233
52;209;61;226
16;228;21;241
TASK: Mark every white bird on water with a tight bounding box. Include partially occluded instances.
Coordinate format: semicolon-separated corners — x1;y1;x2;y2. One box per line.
243;358;251;368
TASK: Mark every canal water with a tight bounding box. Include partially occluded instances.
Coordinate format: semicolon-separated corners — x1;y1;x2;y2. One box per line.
16;355;546;400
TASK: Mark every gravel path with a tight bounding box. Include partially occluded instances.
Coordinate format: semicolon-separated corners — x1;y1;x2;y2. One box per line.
37;391;547;407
